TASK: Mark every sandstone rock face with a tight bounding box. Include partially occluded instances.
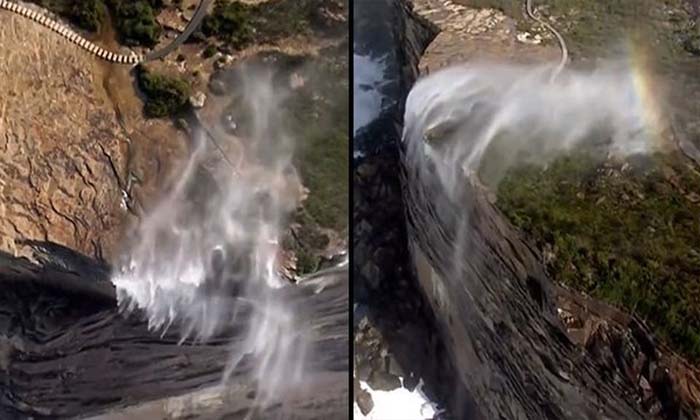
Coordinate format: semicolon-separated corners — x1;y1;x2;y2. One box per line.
413;0;560;72
0;11;187;260
0;12;127;258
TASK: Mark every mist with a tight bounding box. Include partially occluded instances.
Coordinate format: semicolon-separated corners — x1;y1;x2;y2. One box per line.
111;65;310;414
403;61;669;193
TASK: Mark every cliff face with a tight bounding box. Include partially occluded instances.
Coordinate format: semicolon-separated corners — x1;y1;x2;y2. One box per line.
356;0;693;418
0;249;348;419
0;10;187;260
0;3;350;418
353;0;459;411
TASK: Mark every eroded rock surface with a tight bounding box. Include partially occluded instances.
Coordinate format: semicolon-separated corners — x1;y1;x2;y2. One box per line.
356;0;700;419
0;11;128;258
0;9;188;260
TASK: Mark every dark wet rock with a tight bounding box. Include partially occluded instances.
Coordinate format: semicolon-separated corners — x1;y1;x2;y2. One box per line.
403;372;419;392
354;377;374;415
18;240;110;280
0;248;348;418
369;370;402;391
353;1;459;415
387;354;406;379
356;359;373;382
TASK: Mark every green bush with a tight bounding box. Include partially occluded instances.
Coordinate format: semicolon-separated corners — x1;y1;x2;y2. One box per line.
202;0;252;47
69;0;107;32
28;0;164;46
109;0;163;47
136;67;191;118
202;44;218;58
27;0;107;32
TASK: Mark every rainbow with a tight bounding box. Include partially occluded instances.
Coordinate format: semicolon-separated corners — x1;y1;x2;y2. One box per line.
625;37;669;152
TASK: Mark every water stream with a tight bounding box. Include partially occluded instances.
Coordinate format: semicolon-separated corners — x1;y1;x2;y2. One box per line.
110;65;311;416
403;61;666;194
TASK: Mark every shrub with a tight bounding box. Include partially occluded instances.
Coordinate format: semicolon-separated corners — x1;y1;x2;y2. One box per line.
202;44;218;58
108;0;163;47
28;0;164;46
69;0;107;32
202;0;252;47
136;67;191;118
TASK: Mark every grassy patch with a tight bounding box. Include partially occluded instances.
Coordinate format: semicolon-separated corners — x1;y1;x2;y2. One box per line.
202;0;346;50
287;51;348;233
248;0;317;40
496;151;700;360
136;66;191;118
275;49;347;274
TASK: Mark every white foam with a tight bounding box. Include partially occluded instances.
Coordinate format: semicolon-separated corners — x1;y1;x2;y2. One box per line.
354;379;440;420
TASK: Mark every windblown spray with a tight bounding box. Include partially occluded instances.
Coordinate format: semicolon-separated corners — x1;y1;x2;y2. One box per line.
403;61;667;193
112;65;309;413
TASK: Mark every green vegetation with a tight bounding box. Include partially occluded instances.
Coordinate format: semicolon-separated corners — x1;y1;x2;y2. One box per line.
464;0;698;65
288;52;348;232
202;44;218;58
202;0;344;49
251;0;346;40
107;0;163;47
136;67;191;118
279;49;348;274
28;0;106;32
27;0;163;47
248;0;316;40
69;0;107;32
202;0;253;47
463;0;700;361
496;151;700;360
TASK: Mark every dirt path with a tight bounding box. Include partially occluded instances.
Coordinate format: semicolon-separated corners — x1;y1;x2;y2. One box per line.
525;0;567;80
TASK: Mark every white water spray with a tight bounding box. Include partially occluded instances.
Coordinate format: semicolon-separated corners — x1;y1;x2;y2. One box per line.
403;61;667;192
111;66;310;413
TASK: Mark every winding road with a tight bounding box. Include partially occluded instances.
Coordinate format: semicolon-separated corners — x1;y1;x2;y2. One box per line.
0;0;213;65
525;0;568;80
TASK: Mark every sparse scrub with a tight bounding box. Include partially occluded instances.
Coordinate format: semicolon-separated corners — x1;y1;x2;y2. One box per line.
287;55;348;233
497;151;700;361
27;0;106;32
249;0;346;40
